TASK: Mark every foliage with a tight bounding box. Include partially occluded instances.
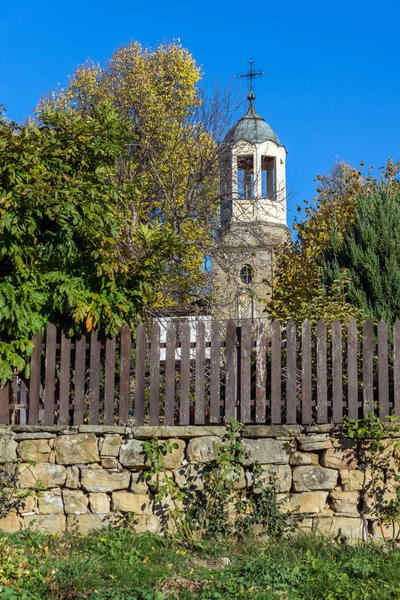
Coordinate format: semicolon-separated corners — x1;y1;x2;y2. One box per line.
0;463;31;519
0;103;180;381
37;41;228;309
143;420;301;546
322;186;400;324
4;529;400;598
267;160;400;327
343;412;400;543
0;537;43;590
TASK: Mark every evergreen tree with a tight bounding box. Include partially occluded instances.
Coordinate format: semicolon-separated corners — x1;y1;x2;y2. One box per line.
322;187;400;324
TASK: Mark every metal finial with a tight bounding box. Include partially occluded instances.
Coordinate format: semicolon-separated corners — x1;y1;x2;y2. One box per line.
237;59;266;100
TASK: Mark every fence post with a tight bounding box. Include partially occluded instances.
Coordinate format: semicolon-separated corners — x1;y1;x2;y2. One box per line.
0;382;10;425
28;330;42;425
347;319;358;420
43;324;57;426
317;319;327;423
179;321;190;425
286;320;297;424
255;321;267;424
394;320;400;417
240;319;251;424
164;322;176;426
301;319;312;424
332;319;343;424
134;323;145;427
149;322;160;425
271;319;281;424
119;325;131;426
225;319;237;421
363;320;374;416
378;320;389;421
210;321;221;424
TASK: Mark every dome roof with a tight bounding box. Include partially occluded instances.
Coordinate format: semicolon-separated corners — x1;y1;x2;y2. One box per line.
224;94;280;146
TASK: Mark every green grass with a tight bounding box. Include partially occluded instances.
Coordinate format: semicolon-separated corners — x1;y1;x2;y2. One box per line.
2;527;400;599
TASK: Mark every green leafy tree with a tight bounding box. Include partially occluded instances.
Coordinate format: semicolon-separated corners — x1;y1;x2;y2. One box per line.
0;103;180;381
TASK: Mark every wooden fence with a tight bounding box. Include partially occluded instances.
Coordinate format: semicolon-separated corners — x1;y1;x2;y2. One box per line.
1;318;400;427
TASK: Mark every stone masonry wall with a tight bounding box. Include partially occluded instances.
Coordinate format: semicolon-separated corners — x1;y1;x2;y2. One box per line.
0;424;396;540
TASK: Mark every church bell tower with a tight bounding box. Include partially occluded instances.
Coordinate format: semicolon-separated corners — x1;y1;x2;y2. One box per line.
212;62;289;320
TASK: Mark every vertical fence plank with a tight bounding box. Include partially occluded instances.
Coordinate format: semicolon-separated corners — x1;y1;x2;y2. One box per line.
317;319;327;423
240;319;251;423
286;320;297;424
59;328;71;426
195;321;206;425
348;319;358;420
210;321;221;424
179;321;191;425
43;324;57;425
164;322;176;426
134;323;146;426
149;323;160;425
28;330;42;425
271;320;281;424
20;381;28;425
363;320;374;416
301;319;312;424
89;329;101;425
378;320;389;421
256;321;267;424
119;325;131;426
0;383;9;425
225;319;237;421
332;319;343;423
104;336;116;426
394;320;400;417
74;334;86;426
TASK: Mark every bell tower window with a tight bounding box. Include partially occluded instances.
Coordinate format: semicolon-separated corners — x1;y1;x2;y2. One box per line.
237;155;254;199
240;264;254;284
261;156;276;199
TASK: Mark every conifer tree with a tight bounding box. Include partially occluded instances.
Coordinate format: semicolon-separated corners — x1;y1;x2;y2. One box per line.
322;186;400;324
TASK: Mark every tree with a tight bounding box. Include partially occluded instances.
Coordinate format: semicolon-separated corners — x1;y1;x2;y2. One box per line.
322;186;400;324
38;41;236;311
0;103;180;381
266;160;400;326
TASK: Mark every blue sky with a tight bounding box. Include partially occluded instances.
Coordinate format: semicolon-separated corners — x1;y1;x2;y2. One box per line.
1;0;400;229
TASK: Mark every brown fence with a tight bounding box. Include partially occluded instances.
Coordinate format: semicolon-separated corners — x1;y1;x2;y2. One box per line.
1;318;400;427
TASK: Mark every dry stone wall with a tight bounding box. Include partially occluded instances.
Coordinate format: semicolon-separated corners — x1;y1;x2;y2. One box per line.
0;424;395;540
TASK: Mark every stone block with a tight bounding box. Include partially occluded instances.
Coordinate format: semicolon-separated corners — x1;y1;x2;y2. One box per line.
174;464;205;491
290;452;319;466
79;425;125;434
243;425;301;437
24;514;66;534
293;466;338;491
112;491;152;514
63;490;88;514
0;513;21;532
81;469;130;493
89;493;110;514
370;520;400;539
242;438;291;465
255;464;292;493
38;490;64;514
100;435;122;457
18;463;66;489
330;490;359;514
55;434;99;465
321;447;357;470
19;495;36;514
65;466;80;489
17;439;52;462
101;457;118;469
186;436;221;463
131;425;226;439
134;515;161;533
340;469;366;491
119;439;147;467
314;517;364;539
14;432;56;440
284;491;329;514
297;434;333;451
0;436;17;463
67;513;110;534
131;472;149;494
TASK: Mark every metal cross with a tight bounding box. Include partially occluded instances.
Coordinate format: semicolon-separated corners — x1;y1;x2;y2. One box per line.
238;59;266;94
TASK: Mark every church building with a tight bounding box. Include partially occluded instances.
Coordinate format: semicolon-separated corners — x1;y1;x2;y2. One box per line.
212;73;289;321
